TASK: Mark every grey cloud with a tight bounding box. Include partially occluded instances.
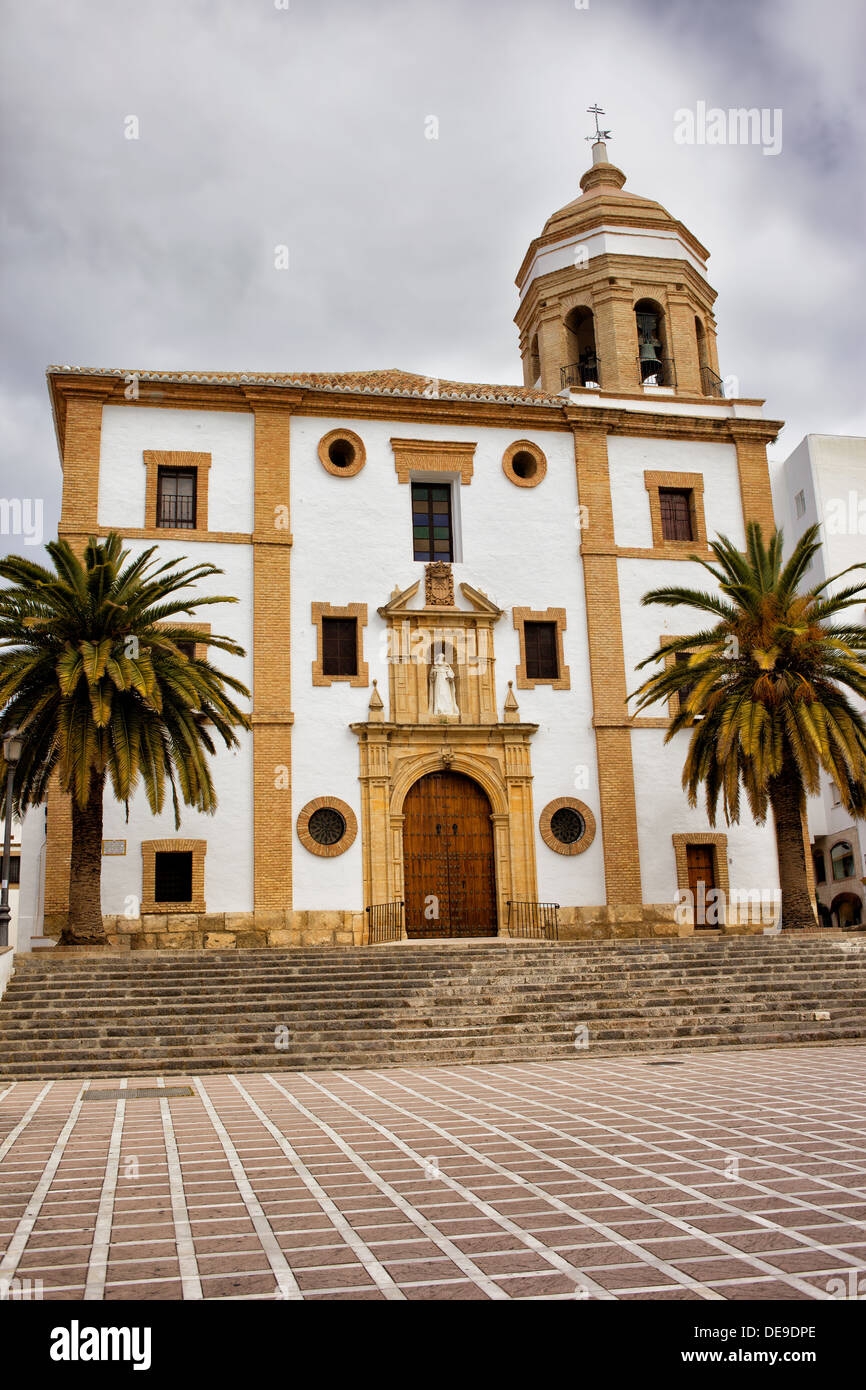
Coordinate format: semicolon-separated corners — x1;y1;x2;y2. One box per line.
1;0;864;558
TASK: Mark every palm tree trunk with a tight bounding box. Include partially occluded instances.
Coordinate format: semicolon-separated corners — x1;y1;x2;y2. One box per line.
63;768;107;945
769;768;818;931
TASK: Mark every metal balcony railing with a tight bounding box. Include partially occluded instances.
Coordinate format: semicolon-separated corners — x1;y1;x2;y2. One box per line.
700;365;726;398
560;358;602;390
506;900;560;941
366;900;405;944
157;494;196;528
637;356;677;388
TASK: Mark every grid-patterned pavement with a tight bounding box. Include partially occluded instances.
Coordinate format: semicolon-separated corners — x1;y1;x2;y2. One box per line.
1;1046;865;1301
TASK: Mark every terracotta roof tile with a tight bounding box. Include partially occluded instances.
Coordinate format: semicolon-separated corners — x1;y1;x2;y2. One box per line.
46;364;562;406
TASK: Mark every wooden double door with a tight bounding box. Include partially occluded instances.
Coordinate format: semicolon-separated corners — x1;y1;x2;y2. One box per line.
403;772;498;937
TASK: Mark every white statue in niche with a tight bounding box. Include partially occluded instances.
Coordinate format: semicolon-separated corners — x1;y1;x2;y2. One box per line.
429;653;459;716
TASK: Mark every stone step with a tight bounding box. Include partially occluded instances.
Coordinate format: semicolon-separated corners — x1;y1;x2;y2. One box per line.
3;990;864;1033
8;962;865;998
4;976;865;1014
1;1026;864;1080
2;1005;864;1055
4;937;865;1079
12;946;861;977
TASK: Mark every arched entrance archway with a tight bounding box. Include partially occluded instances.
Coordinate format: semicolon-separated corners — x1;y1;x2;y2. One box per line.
402;771;498;937
830;892;863;930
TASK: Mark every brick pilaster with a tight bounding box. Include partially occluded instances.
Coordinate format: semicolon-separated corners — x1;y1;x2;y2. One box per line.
591;285;639;394
247;397;294;912
731;429;776;534
572;426;643;905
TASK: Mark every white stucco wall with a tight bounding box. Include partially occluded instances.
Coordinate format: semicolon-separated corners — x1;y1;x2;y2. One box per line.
774;434;866;885
96;537;254;916
15;807;46;950
519;224;708;300
613;434;778;896
29;396;790;923
98;405;254;534
608;435;745;552
633;729;779;902
288;413;606;909
0;817;23;950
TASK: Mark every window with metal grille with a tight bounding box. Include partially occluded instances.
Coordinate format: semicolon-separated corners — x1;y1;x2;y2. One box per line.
157;468;197;528
321;617;358;677
175;640;196;662
550;807;585;845
411;482;453;562
7;855;20;886
524;621;559;680
154;850;193;903
659;488;694;542
308;807;347;846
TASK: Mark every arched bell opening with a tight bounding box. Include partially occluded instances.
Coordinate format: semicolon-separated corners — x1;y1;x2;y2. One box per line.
563;306;600;388
635;298;674;387
527;333;541;387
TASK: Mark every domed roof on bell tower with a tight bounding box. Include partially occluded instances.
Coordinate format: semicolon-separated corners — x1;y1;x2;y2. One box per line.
521;136;710;289
514;110;723;400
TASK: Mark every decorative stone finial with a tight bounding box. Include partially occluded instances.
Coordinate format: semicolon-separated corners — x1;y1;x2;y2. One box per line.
368;678;384;722
503;680;520;723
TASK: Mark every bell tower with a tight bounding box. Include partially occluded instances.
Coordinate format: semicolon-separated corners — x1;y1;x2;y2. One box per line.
515;108;723;399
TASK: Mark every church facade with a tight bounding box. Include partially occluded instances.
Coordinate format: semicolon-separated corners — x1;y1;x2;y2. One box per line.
36;139;785;949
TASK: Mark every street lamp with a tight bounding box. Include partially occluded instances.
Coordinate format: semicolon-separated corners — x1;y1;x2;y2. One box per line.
0;728;24;950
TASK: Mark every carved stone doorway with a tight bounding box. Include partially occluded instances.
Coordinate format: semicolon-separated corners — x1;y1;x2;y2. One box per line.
402;771;498;937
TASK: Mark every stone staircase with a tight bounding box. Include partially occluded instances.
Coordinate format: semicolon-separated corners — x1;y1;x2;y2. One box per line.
1;935;866;1079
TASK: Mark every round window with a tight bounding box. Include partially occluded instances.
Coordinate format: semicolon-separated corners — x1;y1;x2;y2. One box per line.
511;450;538;481
328;437;355;469
502;440;547;488
549;806;585;846
318;429;366;477
308;807;347;846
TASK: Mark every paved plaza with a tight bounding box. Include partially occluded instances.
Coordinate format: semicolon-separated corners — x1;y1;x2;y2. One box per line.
1;1046;865;1302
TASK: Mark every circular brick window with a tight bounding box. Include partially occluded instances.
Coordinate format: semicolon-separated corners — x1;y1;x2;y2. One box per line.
550;806;585;845
318;429;366;478
539;797;596;857
297;797;358;857
502;439;547;488
308;807;346;846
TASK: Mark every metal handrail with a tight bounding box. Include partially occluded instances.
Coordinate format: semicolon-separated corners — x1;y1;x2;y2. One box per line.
637;355;677;388
506;900;560;941
560;358;602;390
366;900;405;944
700;365;725;398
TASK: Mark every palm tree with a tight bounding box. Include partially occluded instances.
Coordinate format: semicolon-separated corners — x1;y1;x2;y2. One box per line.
0;533;250;944
631;523;866;930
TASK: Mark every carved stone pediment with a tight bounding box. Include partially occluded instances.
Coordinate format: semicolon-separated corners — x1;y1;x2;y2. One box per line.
459;582;502;617
374;573;504;726
378;580;421;619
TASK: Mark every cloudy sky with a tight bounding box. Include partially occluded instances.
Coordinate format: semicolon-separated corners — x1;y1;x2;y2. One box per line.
1;0;863;557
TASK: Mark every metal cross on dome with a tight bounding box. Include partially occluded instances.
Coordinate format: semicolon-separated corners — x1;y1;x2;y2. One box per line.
586;104;612;143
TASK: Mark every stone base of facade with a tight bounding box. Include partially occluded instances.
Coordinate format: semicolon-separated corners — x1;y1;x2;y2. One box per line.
40;903;777;949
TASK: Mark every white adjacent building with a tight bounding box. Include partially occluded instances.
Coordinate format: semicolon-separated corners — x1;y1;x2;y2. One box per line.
772;434;866;928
